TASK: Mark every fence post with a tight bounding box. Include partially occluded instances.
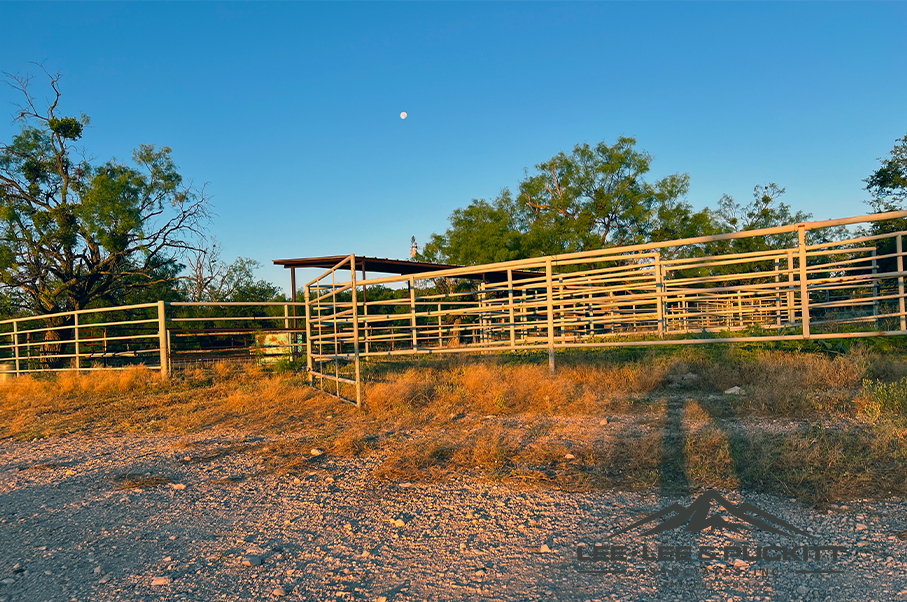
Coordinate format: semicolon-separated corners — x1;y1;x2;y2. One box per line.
774;258;781;327
872;249;879;328
12;320;20;376
798;225;810;338
350;255;362;408
74;312;80;372
784;250;795;325
409;277;417;349
507;269;516;347
545;258;555;375
437;303;443;348
654;253;664;339
304;285;314;387
157;301;169;378
898;235;906;331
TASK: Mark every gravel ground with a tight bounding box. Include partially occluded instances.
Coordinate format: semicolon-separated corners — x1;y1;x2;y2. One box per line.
0;432;905;602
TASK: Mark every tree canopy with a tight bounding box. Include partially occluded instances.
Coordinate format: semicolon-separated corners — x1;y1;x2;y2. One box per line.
0;69;210;316
866;133;907;212
418;137;809;266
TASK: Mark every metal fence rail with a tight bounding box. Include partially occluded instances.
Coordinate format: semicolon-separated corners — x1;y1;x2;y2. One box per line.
5;210;907;409
304;211;907;405
0;301;307;377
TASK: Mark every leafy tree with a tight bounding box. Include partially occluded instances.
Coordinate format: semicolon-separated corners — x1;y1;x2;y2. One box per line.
517;137;703;251
418;189;524;265
711;184;810;252
0;69;209;317
862;133;907;273
421;137;711;265
181;239;279;303
866;133;907;212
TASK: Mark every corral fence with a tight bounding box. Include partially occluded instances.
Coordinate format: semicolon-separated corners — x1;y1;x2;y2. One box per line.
0;301;306;377
4;210;907;408
305;211;907;406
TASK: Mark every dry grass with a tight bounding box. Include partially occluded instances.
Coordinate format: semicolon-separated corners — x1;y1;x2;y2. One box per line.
1;347;906;506
112;473;171;490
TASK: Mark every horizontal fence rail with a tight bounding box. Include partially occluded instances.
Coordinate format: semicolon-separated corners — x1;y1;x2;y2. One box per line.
304;211;907;403
0;301;307;378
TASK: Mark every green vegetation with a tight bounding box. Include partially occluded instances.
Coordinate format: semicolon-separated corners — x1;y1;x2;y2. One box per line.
417;134;907;269
0;69;280;324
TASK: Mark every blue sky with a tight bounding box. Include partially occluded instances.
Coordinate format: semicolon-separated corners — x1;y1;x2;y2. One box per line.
1;2;905;290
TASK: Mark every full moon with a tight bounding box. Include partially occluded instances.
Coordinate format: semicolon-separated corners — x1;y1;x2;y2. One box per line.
400;112;407;119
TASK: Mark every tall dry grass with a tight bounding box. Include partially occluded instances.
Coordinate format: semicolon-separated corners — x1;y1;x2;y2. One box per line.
1;347;905;505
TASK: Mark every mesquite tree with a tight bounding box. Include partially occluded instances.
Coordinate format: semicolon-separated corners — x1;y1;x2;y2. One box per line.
0;69;209;361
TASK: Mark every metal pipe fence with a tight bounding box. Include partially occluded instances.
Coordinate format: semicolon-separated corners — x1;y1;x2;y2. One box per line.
304;211;907;405
0;301;307;377
4;210;907;409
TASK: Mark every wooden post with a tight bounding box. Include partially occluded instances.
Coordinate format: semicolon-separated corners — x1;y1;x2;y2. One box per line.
409;277;417;348
350;255;362;408
798;225;810;338
507;269;516;347
545;259;555;375
157;301;169;378
304;285;314;387
654;253;664;339
74;313;80;372
898;235;906;331
12;320;20;376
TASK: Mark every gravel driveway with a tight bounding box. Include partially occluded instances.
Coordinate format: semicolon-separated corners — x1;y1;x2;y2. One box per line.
1;432;905;602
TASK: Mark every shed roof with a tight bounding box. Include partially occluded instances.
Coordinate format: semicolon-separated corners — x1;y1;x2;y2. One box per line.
272;255;540;282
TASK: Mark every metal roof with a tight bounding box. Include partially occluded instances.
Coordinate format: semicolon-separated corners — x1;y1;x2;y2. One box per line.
272;255;540;282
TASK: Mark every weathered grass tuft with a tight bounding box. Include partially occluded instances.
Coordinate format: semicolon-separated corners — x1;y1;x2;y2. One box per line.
1;348;906;505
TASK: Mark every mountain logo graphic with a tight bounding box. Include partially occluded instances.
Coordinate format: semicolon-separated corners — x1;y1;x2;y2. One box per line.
607;490;814;539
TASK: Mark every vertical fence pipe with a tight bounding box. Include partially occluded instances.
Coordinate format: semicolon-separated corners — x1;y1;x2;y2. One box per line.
362;264;369;355
899;235;906;331
74;313;80;372
545;259;555;374
157;301;169;378
350;255;362;408
654;253;664;339
409;277;417;348
478;280;487;346
872;249;879;327
437;303;443;348
12;320;20;376
798;225;810;338
304;285;314;387
786;250;795;324
774;258;781;327
507;269;516;347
